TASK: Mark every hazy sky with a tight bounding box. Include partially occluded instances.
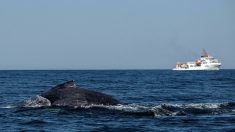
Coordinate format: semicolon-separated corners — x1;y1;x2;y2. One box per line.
0;0;234;69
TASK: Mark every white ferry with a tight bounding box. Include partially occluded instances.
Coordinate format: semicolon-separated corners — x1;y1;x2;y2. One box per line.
173;49;221;71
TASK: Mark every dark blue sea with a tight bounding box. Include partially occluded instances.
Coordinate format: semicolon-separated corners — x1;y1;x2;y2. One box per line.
0;70;235;132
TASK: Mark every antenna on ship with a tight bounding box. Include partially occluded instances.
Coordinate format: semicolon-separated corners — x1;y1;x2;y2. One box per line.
202;48;208;57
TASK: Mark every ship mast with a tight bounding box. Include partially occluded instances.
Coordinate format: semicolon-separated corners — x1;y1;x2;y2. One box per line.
202;49;208;57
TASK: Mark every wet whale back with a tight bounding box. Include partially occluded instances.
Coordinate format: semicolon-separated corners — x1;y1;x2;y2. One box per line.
41;80;78;104
77;88;119;105
41;80;119;106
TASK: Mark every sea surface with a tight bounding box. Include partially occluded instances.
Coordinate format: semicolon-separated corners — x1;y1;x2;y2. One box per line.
0;70;235;132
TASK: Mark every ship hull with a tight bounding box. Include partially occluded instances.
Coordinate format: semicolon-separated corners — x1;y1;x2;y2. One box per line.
172;67;220;71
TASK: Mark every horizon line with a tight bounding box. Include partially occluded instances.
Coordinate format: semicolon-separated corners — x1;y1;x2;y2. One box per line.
0;68;233;71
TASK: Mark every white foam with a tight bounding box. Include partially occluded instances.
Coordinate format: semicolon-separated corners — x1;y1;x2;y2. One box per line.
78;104;151;113
78;103;226;112
185;103;221;109
16;95;51;108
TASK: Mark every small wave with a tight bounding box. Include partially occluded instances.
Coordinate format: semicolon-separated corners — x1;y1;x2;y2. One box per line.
0;105;17;109
20;119;48;125
211;77;235;82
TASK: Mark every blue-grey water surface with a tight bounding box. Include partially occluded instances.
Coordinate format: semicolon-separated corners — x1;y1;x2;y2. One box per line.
0;70;235;131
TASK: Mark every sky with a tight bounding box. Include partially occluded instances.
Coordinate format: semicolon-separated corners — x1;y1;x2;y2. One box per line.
0;0;234;70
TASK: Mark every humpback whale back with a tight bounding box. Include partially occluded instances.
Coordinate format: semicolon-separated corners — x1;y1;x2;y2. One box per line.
41;80;119;107
41;80;77;104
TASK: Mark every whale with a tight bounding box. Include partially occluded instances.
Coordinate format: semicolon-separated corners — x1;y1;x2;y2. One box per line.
37;80;120;107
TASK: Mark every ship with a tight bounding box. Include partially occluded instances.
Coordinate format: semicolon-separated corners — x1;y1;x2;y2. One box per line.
173;49;221;70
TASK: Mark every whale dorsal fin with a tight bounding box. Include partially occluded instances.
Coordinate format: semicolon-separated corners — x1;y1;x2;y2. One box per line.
54;80;77;89
62;80;76;88
41;80;77;103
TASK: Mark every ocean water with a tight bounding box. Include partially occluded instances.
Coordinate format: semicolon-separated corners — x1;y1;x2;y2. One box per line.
0;70;235;131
